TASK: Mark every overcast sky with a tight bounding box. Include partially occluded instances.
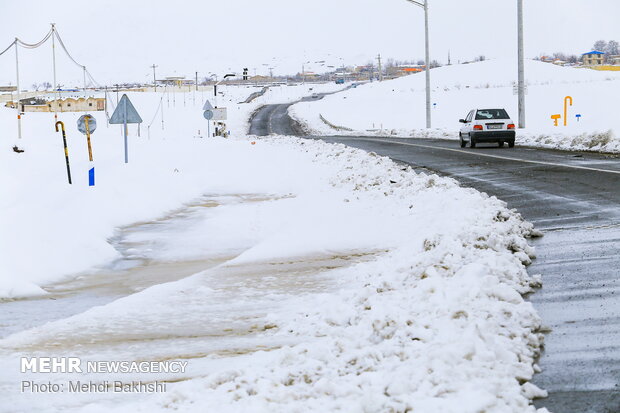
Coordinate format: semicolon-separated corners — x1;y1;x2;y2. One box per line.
0;0;618;87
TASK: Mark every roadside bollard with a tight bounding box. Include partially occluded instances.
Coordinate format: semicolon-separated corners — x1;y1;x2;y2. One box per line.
564;96;573;126
78;114;97;186
55;121;72;184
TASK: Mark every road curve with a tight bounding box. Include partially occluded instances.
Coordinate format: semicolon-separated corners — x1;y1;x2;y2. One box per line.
249;103;620;413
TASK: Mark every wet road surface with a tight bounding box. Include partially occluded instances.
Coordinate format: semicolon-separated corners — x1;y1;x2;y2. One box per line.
249;104;620;413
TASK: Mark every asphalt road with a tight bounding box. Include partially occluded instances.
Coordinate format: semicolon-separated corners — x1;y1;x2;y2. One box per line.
249;103;620;413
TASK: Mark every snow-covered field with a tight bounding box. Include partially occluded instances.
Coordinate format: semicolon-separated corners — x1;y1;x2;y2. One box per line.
0;82;343;297
1;84;548;412
290;59;620;153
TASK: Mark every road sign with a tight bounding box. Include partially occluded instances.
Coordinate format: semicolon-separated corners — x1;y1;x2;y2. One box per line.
211;107;227;120
203;110;214;120
109;94;142;124
77;114;97;134
512;84;528;95
203;100;214;111
109;94;142;164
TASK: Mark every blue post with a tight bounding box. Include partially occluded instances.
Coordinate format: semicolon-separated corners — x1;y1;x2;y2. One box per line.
88;167;95;186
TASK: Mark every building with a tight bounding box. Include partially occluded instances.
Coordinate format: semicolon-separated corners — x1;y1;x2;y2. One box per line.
5;96;105;112
385;65;425;78
582;51;605;66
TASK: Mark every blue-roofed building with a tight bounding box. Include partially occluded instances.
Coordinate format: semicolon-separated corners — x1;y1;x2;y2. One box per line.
582;51;605;66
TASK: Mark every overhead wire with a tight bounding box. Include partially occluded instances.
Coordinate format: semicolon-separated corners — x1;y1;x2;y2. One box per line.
0;40;16;57
15;27;53;49
0;25;102;90
53;28;102;88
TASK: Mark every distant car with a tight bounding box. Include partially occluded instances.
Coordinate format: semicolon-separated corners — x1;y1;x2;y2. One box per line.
459;108;516;148
335;78;345;84
311;93;319;98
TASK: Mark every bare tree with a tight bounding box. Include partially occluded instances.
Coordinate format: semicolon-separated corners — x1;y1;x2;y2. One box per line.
593;40;607;52
553;52;568;61
607;40;619;55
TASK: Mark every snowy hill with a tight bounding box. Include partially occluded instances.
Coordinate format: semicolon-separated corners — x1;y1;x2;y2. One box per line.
290;59;620;152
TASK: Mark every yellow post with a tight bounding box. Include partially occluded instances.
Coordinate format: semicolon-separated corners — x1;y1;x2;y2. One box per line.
564;96;573;126
84;116;93;161
551;114;561;126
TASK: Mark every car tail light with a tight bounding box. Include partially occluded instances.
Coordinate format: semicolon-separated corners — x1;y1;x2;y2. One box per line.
473;125;483;130
507;124;515;129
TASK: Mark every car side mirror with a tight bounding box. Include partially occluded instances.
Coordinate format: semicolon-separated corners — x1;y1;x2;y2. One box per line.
459;119;467;123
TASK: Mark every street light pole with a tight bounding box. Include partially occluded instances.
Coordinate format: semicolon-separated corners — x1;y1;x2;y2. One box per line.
404;0;431;129
150;64;158;90
517;0;525;128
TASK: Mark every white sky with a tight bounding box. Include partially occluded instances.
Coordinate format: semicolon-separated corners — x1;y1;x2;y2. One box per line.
0;0;618;87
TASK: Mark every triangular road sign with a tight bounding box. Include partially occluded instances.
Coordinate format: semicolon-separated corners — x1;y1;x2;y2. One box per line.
110;94;142;124
202;100;214;111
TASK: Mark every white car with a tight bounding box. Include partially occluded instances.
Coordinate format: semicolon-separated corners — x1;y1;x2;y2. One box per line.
459;108;516;148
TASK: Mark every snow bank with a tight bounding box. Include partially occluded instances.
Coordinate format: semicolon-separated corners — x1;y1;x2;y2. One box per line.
2;135;546;412
290;59;620;153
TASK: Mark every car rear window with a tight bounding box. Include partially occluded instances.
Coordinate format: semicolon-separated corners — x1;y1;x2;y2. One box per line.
475;109;509;120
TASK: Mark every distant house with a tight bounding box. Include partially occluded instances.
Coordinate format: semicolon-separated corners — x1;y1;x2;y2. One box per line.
385;65;425;78
5;96;105;112
582;51;605;66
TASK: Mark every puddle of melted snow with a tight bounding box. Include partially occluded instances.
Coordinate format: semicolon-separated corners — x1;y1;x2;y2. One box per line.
0;194;293;339
0;250;383;412
0;191;384;400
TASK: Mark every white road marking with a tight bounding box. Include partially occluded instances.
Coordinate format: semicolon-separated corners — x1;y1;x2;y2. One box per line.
266;106;275;135
338;137;620;175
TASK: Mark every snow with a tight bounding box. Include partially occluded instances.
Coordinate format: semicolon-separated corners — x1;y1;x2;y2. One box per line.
1;82;548;412
290;59;620;153
0;83;344;298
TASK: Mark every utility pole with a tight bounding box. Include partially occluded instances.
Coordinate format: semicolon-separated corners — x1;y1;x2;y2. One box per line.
377;54;383;81
195;71;198;91
14;40;21;139
151;64;158;89
423;0;431;128
82;66;87;91
51;23;59;121
517;0;526;128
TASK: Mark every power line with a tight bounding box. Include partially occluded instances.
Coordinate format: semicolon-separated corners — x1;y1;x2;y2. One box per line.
15;27;53;49
0;40;15;57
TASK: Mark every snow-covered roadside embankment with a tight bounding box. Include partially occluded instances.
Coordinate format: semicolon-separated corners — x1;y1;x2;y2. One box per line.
289;59;620;153
0;83;344;298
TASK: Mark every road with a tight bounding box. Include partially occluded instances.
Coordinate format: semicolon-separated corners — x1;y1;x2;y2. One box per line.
249;103;620;413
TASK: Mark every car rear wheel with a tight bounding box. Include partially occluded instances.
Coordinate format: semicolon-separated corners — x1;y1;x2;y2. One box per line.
470;137;476;148
508;140;515;148
498;141;505;147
